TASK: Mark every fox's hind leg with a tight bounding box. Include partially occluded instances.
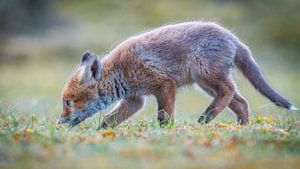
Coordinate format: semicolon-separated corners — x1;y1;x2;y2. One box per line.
101;95;144;129
197;78;235;124
196;81;249;125
229;93;250;125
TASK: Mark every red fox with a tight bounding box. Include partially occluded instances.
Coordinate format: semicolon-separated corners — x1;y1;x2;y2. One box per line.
57;22;298;128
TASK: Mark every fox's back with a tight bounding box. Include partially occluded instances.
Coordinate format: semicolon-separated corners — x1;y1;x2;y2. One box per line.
126;22;239;85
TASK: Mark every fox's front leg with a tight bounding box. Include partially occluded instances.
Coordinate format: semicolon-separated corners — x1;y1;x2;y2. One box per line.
101;95;144;129
154;79;177;126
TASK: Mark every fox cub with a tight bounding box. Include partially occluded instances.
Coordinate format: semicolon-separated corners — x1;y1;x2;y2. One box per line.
58;22;297;128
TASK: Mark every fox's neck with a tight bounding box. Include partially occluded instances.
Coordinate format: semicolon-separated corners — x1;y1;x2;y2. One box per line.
95;66;129;110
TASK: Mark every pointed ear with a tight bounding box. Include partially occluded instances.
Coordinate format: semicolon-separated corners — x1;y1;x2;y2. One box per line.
81;51;92;65
78;53;102;83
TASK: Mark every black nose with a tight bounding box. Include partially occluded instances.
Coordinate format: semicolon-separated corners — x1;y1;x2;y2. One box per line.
57;117;69;125
57;118;64;125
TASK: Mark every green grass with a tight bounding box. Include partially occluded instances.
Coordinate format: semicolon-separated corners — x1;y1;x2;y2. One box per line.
0;110;299;169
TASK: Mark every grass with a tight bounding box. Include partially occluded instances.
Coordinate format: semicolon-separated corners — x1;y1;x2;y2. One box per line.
0;106;299;169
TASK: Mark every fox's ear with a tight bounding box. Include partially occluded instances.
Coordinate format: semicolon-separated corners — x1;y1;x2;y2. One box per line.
81;51;92;65
78;52;102;83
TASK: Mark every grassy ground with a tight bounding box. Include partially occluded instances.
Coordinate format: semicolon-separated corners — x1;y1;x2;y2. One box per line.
0;109;299;169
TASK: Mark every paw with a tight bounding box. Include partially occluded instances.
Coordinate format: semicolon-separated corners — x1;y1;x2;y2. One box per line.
237;117;249;125
100;121;109;129
198;114;213;124
157;113;173;127
198;115;206;124
158;118;169;127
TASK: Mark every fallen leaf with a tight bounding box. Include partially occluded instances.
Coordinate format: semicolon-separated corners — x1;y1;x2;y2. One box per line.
24;128;34;137
99;130;116;139
216;122;230;128
12;131;20;141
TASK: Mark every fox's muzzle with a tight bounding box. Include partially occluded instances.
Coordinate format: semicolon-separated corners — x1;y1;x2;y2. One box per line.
57;117;70;125
69;117;83;127
57;116;83;127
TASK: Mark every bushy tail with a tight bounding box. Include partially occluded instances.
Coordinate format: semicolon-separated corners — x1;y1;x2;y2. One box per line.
234;42;298;110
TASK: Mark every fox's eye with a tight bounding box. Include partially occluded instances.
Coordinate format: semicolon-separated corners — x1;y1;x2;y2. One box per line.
65;100;72;107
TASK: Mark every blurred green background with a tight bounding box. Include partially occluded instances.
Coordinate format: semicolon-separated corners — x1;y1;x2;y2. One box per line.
0;0;300;122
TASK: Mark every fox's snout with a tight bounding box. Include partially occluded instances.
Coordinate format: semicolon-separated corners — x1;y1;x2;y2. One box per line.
57;113;72;125
57;116;83;127
56;115;69;125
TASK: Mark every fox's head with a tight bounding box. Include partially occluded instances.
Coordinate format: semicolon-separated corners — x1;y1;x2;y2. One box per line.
57;51;104;127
